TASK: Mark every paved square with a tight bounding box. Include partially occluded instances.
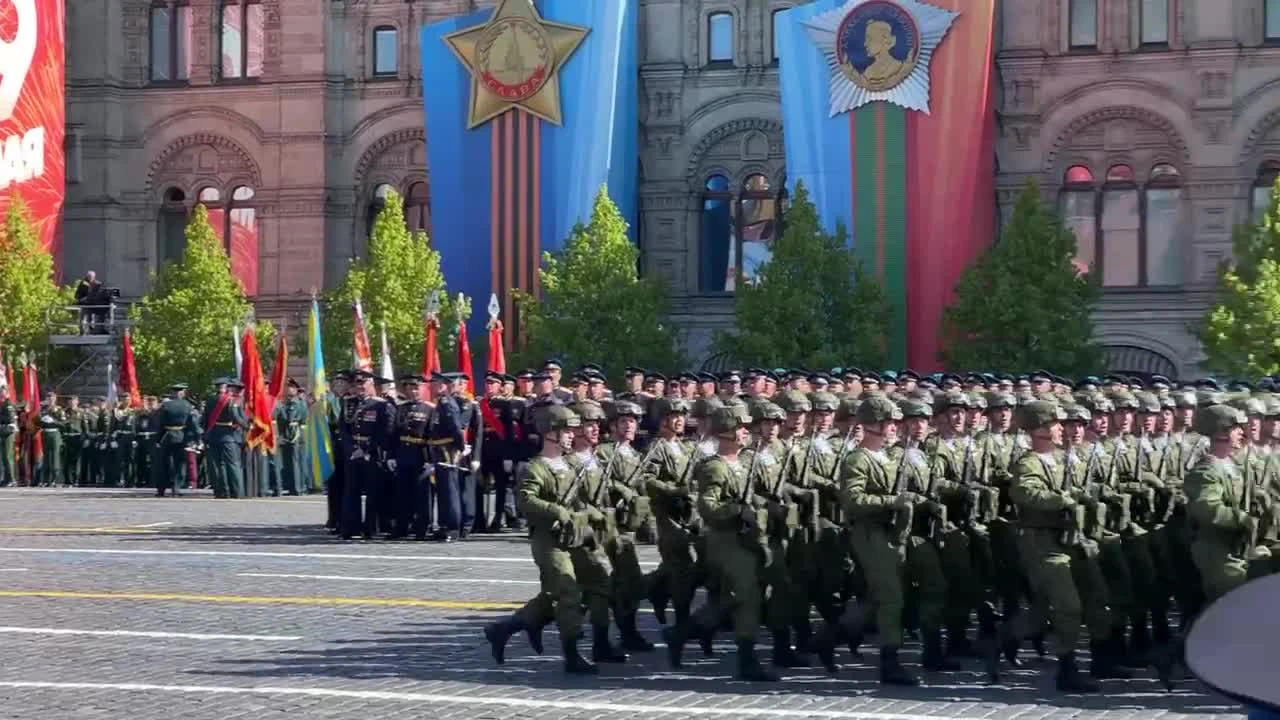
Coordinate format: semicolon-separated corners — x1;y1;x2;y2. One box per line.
0;488;1244;719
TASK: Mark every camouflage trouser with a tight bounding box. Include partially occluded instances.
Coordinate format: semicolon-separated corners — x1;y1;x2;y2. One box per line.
519;533;613;638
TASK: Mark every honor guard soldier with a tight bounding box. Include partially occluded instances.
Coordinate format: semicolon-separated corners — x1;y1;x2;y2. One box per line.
342;370;396;540
133;396;158;489
391;374;434;540
275;379;307;495
0;387;16;487
204;378;247;498
326;371;354;533
63;396;85;486
427;372;466;542
156;384;197;497
543;359;574;404
479;371;520;531
37;391;65;487
448;372;483;536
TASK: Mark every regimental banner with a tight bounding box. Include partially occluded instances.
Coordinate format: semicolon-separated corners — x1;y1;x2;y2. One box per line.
422;0;638;355
0;0;65;265
777;0;996;371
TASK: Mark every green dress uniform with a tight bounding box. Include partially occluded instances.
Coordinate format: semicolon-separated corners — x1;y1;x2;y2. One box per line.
275;395;307;495
37;403;65;486
1185;405;1260;602
0;399;16;487
134;408;157;490
63;407;86;486
156;391;197;496
204;392;247;498
114;407;136;487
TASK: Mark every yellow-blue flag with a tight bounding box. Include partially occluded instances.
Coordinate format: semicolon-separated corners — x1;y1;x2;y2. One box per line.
305;298;334;489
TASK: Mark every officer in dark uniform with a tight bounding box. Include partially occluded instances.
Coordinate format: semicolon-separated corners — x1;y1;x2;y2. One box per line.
478;371;510;532
545;359;574;404
134;396;158;490
449;373;482;537
428;372;465;542
392;374;434;540
326;370;353;533
341;370;396;540
156;383;197;497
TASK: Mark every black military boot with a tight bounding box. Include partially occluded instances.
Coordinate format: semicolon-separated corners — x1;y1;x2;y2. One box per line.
812;623;840;673
1128;614;1153;665
879;647;919;686
1055;651;1099;693
525;616;546;655
1089;639;1133;679
769;627;809;668
791;622;815;666
591;624;629;664
617;614;655;652
946;624;977;658
647;577;670;625
663;622;688;669
698;620;717;657
483;616;522;665
562;634;599;675
736;639;781;682
1112;626;1145;669
843;610;865;658
922;630;961;672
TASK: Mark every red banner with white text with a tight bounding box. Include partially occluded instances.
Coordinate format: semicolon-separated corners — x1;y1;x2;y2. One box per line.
0;0;66;265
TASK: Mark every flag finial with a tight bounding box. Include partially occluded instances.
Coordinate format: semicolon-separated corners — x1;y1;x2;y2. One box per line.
426;290;441;320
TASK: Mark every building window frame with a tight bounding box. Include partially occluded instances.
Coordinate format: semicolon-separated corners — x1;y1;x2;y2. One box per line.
1067;0;1099;50
1252;161;1280;222
771;8;788;65
1139;0;1170;47
699;172;781;293
372;25;399;78
707;11;735;66
1267;0;1280;42
148;0;192;85
1059;162;1184;289
218;0;265;82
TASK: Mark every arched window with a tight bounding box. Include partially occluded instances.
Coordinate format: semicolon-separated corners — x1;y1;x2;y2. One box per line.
1059;165;1096;274
198;187;227;256
1253;162;1280;222
227;186;259;296
405;181;430;234
372;26;398;76
700;174;733;291
1058;162;1184;287
367;183;394;239
700;173;780;292
157;187;187;265
708;12;734;64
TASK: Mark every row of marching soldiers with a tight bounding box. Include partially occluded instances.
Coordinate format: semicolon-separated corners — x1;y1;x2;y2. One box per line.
480;378;1279;691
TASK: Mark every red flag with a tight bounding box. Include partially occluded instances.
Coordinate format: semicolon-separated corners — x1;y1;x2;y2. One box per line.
421;316;441;402
22;361;42;468
240;327;277;453
267;332;288;402
487;319;506;375
352;300;373;372
119;330;142;409
457;320;475;398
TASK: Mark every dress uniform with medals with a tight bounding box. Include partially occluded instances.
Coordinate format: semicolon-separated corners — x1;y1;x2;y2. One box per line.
392;374;434;540
156;384;197;496
342;370;396;539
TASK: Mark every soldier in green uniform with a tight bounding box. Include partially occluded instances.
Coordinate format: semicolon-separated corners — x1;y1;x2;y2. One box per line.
1186;404;1262;603
1007;400;1108;692
37;391;65;487
483;404;615;674
133;396;159;490
156;384;197;496
0;388;16;487
62;396;85;486
668;405;779;682
113;398;136;487
275;379;307;495
641;398;705;628
204;379;247;498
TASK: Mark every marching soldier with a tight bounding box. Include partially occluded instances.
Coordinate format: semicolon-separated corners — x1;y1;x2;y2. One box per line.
640;398;701;628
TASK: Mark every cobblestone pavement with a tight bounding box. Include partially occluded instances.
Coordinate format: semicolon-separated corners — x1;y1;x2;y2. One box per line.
0;487;1245;719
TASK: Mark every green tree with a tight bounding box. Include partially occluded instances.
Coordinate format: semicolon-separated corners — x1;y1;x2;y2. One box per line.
514;186;684;382
0;194;66;355
1198;178;1280;377
714;182;892;370
322;190;462;374
132;203;275;393
940;180;1102;375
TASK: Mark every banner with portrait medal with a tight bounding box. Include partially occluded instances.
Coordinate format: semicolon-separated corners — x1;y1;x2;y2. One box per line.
776;0;997;370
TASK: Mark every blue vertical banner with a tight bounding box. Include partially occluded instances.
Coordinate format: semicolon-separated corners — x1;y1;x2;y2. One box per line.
422;0;638;353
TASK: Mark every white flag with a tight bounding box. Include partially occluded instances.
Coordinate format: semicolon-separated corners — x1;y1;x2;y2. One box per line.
105;361;118;406
379;321;394;382
233;323;244;379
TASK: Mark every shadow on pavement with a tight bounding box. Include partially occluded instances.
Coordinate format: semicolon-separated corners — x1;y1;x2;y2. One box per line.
196;614;1238;715
119;525;539;548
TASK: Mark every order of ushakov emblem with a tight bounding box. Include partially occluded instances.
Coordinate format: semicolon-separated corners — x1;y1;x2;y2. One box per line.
805;0;957;116
444;0;589;129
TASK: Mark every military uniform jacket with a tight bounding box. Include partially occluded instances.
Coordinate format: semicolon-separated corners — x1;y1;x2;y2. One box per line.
517;454;588;540
38;404;66;434
427;395;464;453
0;401;16;436
695;454;754;535
974;430;1021;487
594;441;643;498
204;394;246;445
837;447;903;533
275;398;307;445
641;435;704;518
349;396;396;461
156;398;197;446
1009;449;1075;534
1186;454;1252;546
393;400;432;462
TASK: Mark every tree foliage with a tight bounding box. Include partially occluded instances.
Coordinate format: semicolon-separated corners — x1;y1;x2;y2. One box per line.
132;203;275;393
940;180;1102;375
322;190;463;374
714;182;892;370
514;186;684;382
1198;178;1280;377
0;193;66;354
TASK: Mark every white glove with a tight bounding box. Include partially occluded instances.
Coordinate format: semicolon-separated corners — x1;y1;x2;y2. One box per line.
502;460;513;473
463;444;473;458
470;460;481;473
386;458;398;472
350;448;365;461
109;441;118;449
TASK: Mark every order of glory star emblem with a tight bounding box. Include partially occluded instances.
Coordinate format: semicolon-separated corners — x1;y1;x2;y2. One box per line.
803;0;958;116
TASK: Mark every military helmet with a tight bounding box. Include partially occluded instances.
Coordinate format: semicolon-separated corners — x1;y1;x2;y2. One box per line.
855;393;903;425
1018;400;1066;431
1230;395;1267;418
898;398;933;419
934;390;971;411
966;391;988;411
776;389;813;414
751;401;787;423
657;397;692;417
572;400;608;423
1159;393;1177;410
1079;392;1113;415
610;400;645;419
1107;389;1140;410
1134;391;1162;414
1196;390;1227;407
537;404;581;435
810;391;840;412
707;406;744;436
1062;403;1092;423
986;391;1017;410
835;396;861;422
690;396;723;418
1194;404;1246;437
1263;394;1280;418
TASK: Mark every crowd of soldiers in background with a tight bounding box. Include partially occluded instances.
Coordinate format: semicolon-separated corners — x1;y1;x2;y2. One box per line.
446;363;1276;694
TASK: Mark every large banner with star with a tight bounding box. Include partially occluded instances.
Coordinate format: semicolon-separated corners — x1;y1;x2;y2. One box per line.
777;0;996;371
422;0;638;348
